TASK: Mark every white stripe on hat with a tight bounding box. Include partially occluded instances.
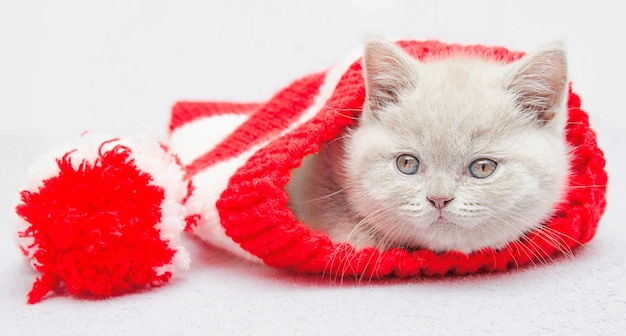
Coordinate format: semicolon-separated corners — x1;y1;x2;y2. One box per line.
182;47;363;260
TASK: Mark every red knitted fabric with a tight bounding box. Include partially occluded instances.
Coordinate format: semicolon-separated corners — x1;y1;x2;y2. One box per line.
169;40;607;277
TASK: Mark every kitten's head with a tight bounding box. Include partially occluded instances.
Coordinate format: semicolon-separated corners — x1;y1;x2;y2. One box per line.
344;38;570;253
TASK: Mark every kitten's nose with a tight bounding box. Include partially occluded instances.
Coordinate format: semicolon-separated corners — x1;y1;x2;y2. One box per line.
427;196;453;209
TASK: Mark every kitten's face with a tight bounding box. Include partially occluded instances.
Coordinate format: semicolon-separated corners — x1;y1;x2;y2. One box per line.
344;39;569;253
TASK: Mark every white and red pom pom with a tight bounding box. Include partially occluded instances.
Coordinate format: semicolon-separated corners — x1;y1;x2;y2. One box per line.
15;134;191;304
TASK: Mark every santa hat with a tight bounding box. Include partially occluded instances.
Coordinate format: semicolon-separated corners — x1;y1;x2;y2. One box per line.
16;40;607;303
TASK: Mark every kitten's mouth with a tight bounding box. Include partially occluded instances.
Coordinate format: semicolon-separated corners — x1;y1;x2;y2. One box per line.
433;213;456;227
435;211;447;222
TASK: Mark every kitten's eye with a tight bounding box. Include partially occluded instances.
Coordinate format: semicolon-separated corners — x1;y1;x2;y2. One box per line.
396;154;419;175
469;159;497;178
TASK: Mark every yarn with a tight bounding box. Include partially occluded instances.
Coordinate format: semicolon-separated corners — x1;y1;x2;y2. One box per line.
16;136;190;303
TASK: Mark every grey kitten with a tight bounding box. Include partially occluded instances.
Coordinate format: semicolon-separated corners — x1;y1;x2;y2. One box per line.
286;38;569;254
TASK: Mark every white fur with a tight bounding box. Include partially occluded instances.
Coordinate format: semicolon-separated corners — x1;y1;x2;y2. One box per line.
288;38;570;254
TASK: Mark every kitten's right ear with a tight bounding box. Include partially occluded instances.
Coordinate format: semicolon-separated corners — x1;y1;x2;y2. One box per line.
505;43;568;124
362;37;418;116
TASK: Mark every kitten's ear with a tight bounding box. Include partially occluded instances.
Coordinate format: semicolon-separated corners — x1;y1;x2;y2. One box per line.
362;37;418;116
505;43;568;124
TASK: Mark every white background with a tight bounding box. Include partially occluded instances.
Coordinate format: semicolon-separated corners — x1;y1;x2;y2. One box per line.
1;1;624;335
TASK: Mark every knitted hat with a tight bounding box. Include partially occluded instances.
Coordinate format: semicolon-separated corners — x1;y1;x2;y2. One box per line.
168;40;608;278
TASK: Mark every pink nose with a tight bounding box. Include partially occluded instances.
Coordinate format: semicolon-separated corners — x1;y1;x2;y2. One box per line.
427;196;453;209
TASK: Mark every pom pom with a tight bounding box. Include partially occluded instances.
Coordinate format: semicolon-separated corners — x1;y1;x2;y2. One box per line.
15;134;191;304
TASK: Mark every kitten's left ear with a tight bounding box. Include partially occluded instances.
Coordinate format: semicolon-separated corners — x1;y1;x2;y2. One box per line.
505;43;568;124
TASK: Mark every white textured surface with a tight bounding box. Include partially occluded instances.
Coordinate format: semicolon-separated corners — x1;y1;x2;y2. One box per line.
1;1;624;335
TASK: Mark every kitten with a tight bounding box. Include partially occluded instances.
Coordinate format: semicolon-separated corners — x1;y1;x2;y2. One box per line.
286;38;570;254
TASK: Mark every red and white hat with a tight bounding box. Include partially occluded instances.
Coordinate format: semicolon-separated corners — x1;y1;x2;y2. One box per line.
16;40;608;303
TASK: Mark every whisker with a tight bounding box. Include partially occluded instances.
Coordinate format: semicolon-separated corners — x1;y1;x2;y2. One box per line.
343;207;403;280
319;188;582;279
567;184;607;189
480;206;550;265
485;204;582;265
322;206;397;281
302;187;347;204
328;107;363;121
326;134;351;146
